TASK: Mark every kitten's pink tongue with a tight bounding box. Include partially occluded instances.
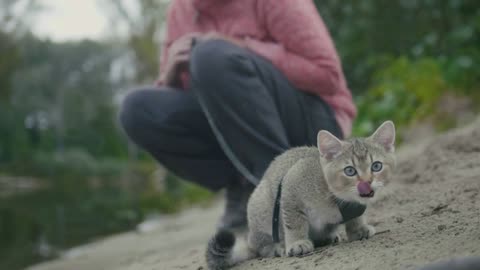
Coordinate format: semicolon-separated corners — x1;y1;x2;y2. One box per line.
358;181;374;197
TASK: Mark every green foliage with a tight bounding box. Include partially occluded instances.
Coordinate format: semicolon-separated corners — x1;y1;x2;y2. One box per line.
0;31;19;98
101;0;168;82
353;55;480;138
353;57;447;136
313;0;480;137
314;0;480;95
139;175;213;214
13;37;127;156
5;150;125;180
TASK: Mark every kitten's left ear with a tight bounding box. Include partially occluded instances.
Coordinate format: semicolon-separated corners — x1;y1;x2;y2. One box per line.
368;121;396;152
317;130;343;161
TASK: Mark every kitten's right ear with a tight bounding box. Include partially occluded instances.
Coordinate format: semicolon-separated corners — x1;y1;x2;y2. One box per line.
369;120;396;152
317;130;343;161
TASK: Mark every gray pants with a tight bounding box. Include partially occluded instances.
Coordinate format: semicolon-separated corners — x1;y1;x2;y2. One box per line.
120;40;341;190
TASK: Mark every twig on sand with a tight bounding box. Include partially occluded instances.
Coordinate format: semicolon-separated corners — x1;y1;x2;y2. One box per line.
375;229;391;235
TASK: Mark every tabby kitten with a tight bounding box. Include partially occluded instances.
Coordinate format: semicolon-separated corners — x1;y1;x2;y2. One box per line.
206;121;396;270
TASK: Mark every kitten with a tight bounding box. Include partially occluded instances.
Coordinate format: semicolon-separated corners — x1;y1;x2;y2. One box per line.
206;121;396;270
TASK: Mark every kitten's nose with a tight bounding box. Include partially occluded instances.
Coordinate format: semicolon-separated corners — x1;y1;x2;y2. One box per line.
358;181;375;198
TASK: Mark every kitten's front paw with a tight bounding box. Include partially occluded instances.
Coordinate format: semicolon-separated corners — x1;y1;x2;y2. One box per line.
286;239;314;257
273;244;284;257
312;233;340;247
347;225;376;241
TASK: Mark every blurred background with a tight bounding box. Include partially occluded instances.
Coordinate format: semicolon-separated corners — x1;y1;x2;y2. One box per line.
0;0;479;269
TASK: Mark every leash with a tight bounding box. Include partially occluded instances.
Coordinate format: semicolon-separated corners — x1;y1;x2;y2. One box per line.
271;178;367;243
272;177;284;243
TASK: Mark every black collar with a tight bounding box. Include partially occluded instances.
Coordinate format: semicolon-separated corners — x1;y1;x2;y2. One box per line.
333;197;367;224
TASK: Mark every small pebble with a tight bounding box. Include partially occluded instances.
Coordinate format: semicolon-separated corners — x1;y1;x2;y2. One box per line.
396;217;404;223
437;225;446;231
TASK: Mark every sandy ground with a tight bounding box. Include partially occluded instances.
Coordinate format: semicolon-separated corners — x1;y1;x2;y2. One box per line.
29;119;480;270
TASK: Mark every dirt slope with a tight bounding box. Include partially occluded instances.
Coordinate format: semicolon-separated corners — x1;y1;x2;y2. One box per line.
28;119;480;270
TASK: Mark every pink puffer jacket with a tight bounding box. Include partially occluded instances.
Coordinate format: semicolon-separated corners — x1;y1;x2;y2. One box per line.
159;0;356;137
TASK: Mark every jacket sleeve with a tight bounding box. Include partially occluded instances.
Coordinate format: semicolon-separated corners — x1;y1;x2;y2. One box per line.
156;4;178;86
244;0;344;95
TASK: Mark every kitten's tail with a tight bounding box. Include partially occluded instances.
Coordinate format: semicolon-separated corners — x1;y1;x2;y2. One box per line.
206;230;255;270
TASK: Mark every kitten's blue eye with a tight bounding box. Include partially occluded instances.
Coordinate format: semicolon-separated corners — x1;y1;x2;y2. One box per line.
371;161;383;172
344;166;357;177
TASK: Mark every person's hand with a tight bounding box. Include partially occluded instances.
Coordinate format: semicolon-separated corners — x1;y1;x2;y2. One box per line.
158;33;201;86
198;32;244;48
157;32;243;86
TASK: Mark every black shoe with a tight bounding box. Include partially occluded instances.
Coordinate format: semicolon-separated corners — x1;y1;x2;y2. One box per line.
217;177;255;231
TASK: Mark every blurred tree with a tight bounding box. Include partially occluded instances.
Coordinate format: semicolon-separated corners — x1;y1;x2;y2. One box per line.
101;0;168;83
0;31;18;100
0;0;130;162
0;2;210;270
0;0;41;162
0;0;42;35
7;36;128;158
99;0;170;170
315;0;480;94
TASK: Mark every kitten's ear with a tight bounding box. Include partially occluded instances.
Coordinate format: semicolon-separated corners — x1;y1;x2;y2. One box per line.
317;130;343;161
369;121;396;152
